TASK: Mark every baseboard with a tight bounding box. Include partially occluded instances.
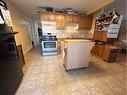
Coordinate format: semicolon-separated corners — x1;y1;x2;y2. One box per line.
23;46;33;54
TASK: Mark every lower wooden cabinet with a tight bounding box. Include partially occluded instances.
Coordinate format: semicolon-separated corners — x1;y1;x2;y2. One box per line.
92;44;119;62
91;44;104;58
102;45;119;62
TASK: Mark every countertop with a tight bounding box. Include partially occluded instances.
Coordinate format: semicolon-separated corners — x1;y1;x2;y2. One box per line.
64;39;92;43
58;38;93;41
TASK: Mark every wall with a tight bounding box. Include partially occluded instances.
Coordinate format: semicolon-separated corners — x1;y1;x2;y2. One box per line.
103;0;126;40
89;10;102;35
87;0;114;14
89;0;126;41
6;0;32;54
33;20;39;45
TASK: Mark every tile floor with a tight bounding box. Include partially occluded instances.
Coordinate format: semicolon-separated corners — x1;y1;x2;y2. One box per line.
117;52;126;67
16;46;126;95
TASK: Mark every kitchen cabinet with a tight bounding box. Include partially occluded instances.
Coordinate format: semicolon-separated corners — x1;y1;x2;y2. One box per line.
92;15;123;62
91;42;120;62
65;15;92;29
79;16;85;29
83;16;93;29
92;44;119;62
41;12;56;21
93;31;107;42
73;15;79;23
102;45;119;62
49;13;56;21
41;12;49;20
41;12;92;29
66;14;73;24
91;44;104;59
65;15;79;26
55;14;66;29
79;16;92;29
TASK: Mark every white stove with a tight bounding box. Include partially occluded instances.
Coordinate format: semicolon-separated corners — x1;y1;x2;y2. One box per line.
41;34;57;56
41;21;57;56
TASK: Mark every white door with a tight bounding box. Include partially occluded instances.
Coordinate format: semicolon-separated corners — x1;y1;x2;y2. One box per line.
27;20;36;46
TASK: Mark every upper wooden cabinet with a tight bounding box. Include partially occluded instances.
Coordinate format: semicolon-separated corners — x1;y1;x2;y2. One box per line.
41;12;56;21
79;16;93;29
41;12;93;29
65;14;73;24
55;14;66;29
73;15;79;23
65;15;79;24
49;13;56;21
41;12;49;20
93;31;107;41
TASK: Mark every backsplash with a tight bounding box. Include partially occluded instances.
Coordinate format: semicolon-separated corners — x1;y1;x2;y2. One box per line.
56;29;92;39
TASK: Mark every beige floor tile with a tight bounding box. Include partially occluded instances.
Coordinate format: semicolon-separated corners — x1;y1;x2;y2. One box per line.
16;46;126;95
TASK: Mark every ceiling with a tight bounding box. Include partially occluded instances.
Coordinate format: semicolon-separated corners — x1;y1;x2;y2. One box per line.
9;0;114;18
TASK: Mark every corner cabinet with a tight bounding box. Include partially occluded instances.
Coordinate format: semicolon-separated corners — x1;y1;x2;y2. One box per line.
93;31;107;42
79;16;93;29
41;12;93;29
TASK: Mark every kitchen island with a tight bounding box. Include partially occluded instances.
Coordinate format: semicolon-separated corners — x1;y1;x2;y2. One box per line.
57;32;93;54
63;39;93;71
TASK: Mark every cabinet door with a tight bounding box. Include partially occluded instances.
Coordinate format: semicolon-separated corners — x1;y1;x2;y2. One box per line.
79;16;85;29
91;44;104;58
93;31;107;41
102;45;110;61
65;15;79;27
48;13;56;21
73;15;79;23
56;14;66;29
79;16;92;29
41;12;56;21
66;14;73;24
84;16;93;29
41;13;49;20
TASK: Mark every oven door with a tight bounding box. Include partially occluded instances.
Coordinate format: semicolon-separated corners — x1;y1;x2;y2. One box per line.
42;41;57;51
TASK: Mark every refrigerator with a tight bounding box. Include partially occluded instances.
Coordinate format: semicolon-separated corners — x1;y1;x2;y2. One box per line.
0;0;23;95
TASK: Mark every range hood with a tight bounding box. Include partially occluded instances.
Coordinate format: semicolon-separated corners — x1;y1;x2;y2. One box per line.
64;22;78;33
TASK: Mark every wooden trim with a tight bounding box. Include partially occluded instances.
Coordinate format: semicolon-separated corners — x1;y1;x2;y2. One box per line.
17;45;25;66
